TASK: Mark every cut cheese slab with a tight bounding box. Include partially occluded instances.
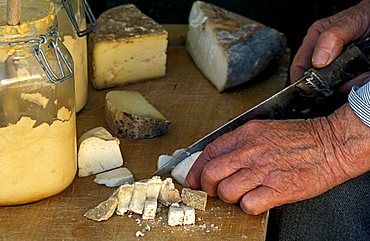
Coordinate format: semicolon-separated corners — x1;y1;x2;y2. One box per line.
91;4;168;89
105;90;170;139
128;181;148;214
158;178;181;206
84;196;118;222
94;167;134;187
186;1;286;92
181;188;207;211
115;184;134;215
77;127;123;177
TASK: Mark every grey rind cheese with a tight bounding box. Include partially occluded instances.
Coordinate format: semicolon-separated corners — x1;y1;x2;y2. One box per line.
105;90;170;139
186;1;287;92
181;188;207;211
84;197;118;222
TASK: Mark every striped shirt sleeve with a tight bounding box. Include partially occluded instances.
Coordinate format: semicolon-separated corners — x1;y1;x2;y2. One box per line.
348;82;370;127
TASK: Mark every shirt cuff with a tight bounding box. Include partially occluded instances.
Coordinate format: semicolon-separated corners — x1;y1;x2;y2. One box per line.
348;82;370;127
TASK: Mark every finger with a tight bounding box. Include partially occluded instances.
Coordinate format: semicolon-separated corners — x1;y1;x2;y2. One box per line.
240;186;283;215
290;28;322;82
338;72;370;94
200;146;262;196
311;29;348;68
185;130;239;189
216;168;263;204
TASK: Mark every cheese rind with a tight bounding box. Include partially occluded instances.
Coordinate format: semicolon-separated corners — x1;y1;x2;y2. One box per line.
186;1;286;92
91;4;168;89
105;90;170;139
84;197;118;222
77;127;123;177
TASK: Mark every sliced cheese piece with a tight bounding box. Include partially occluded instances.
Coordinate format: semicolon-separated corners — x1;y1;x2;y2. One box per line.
171;151;202;185
94;167;134;187
115;184;135;215
168;204;184;226
91;4;168;90
105;90;170;139
128;181;148;214
84;196;118;222
142;197;158;220
146;176;162;199
181;188;207;211
77;127;123;177
186;1;286;92
158;178;181;206
182;204;196;225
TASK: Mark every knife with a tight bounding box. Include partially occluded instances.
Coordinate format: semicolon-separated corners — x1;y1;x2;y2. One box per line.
153;34;370;177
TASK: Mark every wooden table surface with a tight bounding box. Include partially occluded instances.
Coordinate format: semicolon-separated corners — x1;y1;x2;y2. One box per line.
0;26;289;241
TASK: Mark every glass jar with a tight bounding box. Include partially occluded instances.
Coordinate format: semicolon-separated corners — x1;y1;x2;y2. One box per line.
55;0;96;112
0;0;77;205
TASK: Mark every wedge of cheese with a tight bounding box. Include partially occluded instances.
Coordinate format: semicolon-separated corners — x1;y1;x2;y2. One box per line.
186;1;286;91
90;4;168;89
105;90;170;139
77;127;123;177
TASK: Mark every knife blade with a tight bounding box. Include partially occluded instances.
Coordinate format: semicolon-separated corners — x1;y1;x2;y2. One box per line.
153;34;370;177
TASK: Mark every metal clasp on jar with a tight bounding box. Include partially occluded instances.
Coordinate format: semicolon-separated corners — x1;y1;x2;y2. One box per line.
62;0;97;37
33;28;73;83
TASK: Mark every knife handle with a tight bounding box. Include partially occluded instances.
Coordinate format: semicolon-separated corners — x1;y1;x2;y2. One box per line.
295;35;370;101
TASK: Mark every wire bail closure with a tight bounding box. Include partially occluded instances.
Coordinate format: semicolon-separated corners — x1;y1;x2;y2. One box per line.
62;0;96;37
33;28;73;83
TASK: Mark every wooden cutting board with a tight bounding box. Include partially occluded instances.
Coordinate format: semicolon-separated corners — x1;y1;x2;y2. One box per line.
0;25;289;241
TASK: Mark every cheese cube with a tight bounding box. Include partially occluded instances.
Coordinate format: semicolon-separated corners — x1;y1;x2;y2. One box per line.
168;205;184;226
181;188;207;211
91;4;168;90
77;127;123;177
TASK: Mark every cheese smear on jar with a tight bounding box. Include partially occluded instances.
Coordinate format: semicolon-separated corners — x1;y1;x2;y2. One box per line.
0;107;77;205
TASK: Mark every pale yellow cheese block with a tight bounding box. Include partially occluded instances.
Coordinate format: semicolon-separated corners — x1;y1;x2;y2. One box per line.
91;4;168;89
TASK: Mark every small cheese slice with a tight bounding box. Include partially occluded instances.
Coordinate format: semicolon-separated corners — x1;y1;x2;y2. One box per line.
168;204;184;226
84;196;118;222
158;178;181;206
105;90;170;139
181;188;207;211
128;181;148;214
90;4;168;90
77;127;123;177
94;167;134;187
115;184;134;215
186;1;286;92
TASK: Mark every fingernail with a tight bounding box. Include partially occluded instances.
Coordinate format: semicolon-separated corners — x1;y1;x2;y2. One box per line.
312;49;330;66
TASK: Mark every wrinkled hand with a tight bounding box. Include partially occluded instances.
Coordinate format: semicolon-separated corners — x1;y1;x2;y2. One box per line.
290;0;370;92
185;104;370;215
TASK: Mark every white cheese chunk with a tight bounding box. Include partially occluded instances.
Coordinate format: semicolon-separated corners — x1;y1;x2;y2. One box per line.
105;90;170;139
171;151;202;185
91;4;168;90
94;167;134;187
168;205;185;226
186;1;286;92
128;181;148;214
146;176;162;199
158;178;181;206
115;184;134;215
77;127;123;177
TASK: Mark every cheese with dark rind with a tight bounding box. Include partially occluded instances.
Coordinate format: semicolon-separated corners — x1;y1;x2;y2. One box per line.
105;90;170;139
186;1;286;92
90;4;168;89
